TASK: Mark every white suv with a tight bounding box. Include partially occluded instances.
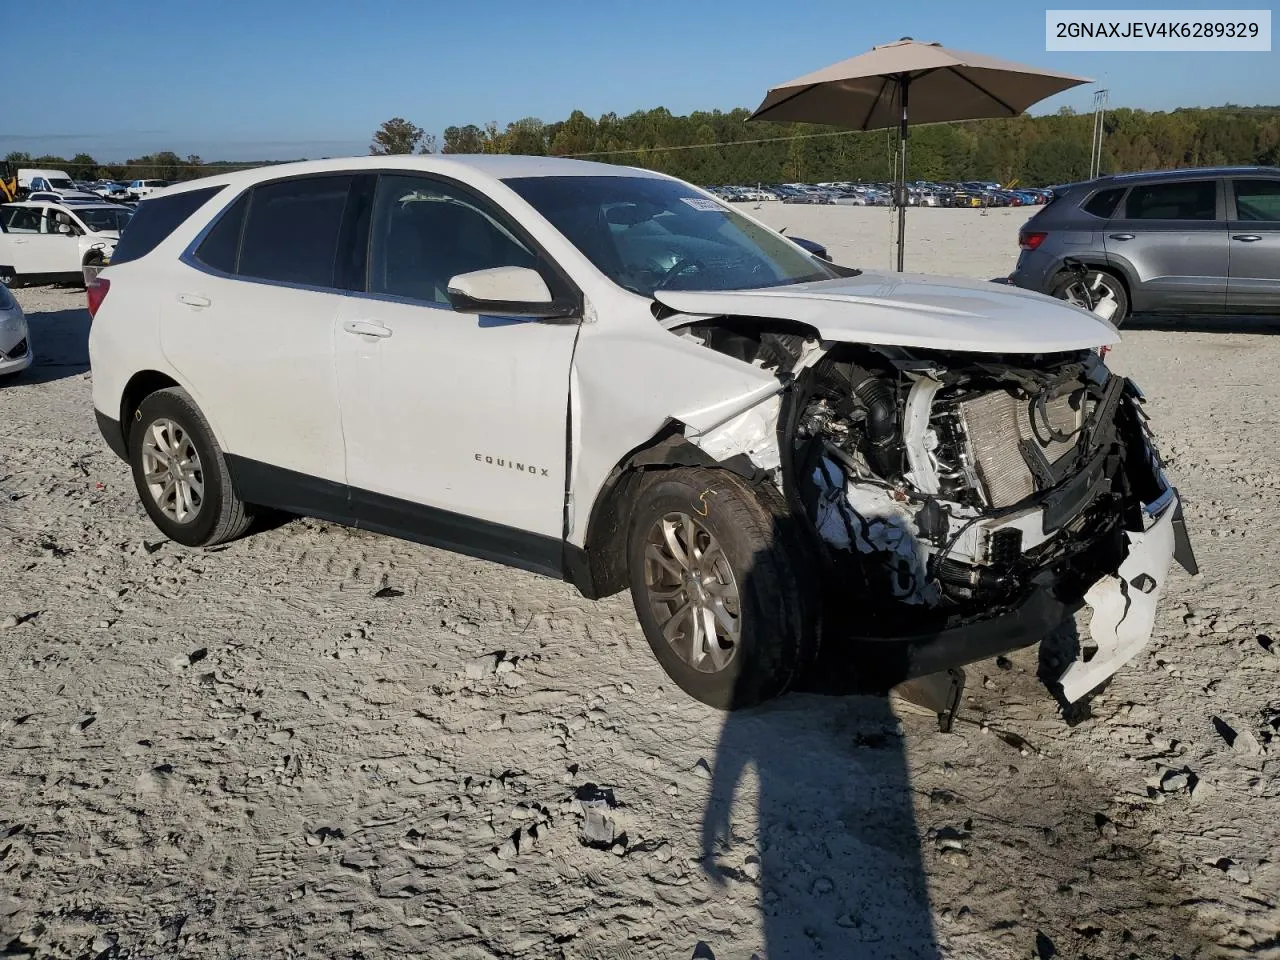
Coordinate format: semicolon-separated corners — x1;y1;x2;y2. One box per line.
88;156;1195;709
0;201;132;287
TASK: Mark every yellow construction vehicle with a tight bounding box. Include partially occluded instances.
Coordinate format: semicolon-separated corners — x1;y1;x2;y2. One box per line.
0;162;21;203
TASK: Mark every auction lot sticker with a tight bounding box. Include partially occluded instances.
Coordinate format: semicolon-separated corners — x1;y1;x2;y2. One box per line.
1046;9;1271;50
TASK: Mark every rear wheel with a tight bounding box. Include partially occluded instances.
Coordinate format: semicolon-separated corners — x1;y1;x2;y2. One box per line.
128;387;254;547
625;468;818;710
1051;268;1128;325
0;267;22;288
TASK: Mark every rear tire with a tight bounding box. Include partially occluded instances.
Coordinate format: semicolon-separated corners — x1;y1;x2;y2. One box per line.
0;268;22;288
128;387;254;547
1051;268;1128;326
625;467;818;710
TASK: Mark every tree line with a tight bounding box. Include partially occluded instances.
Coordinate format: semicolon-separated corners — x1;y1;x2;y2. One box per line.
8;103;1278;188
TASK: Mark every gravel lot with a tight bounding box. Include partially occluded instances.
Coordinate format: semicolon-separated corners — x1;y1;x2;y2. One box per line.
2;206;1277;960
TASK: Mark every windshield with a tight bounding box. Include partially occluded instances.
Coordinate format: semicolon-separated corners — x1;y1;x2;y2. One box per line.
504;175;836;297
48;178;76;190
74;207;134;232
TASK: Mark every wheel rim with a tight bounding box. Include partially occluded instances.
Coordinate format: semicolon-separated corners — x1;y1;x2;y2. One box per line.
140;418;204;524
1061;273;1121;318
642;512;741;674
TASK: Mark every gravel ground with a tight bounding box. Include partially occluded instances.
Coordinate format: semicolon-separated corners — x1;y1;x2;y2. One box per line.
1;206;1277;960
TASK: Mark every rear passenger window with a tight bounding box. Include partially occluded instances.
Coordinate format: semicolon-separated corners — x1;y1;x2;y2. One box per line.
1234;179;1280;221
1081;187;1123;219
1124;180;1217;221
193;192;248;274
110;186;225;265
237;176;352;287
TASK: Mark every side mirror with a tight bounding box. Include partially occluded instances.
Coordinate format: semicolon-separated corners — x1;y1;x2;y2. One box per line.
57;223;73;236
789;236;831;261
446;266;572;319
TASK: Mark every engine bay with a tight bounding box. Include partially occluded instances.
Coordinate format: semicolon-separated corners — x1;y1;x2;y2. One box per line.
681;320;1164;614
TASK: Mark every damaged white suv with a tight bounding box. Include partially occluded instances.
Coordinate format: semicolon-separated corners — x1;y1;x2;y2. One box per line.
89;156;1196;709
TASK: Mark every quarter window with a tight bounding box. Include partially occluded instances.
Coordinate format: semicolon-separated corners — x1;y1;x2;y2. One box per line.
1124;180;1218;221
1233;179;1280;221
193;192;249;274
367;174;538;304
237;176;353;287
1081;187;1123;219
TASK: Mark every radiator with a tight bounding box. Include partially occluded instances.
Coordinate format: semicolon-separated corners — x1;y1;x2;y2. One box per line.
958;390;1085;508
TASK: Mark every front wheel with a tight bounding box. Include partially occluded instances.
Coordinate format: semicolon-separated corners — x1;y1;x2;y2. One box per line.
625;468;818;710
1051;268;1128;325
0;267;22;288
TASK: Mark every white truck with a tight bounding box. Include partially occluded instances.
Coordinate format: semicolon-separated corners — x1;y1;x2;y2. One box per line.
16;169;99;201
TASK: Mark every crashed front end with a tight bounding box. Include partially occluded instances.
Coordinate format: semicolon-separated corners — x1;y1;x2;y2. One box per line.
686;328;1196;702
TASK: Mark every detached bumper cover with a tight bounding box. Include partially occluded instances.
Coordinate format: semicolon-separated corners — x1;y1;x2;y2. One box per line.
1058;491;1191;701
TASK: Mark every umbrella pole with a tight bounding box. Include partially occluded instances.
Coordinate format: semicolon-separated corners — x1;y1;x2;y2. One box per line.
896;76;909;272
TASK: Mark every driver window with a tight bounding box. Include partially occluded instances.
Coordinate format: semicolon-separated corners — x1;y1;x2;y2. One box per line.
367;174;538;305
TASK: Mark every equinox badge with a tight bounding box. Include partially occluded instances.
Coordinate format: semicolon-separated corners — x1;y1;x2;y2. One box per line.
475;453;549;477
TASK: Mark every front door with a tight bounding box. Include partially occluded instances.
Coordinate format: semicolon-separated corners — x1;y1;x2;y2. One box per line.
333;173;579;573
1227;177;1280;312
1104;178;1227;313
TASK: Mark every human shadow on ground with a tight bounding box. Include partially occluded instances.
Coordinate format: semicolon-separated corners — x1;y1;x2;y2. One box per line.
700;513;942;960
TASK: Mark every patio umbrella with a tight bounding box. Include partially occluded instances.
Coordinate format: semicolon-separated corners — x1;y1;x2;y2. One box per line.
750;39;1090;271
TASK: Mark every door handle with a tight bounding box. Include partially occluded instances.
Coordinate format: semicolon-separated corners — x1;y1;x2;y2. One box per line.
11;239;26;245
342;319;392;339
177;293;211;308
1232;234;1263;242
1108;233;1135;241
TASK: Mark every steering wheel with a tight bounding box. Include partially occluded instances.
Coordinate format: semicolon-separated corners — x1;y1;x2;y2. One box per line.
655;257;705;290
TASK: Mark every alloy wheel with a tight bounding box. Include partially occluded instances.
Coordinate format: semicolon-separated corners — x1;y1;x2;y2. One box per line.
140;418;204;524
642;511;742;673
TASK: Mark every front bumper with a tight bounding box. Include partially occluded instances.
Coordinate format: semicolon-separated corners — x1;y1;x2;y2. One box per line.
826;489;1190;697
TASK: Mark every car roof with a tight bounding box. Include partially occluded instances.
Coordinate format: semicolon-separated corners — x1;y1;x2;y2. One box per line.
1063;166;1280;191
158;154;666;198
4;200;122;212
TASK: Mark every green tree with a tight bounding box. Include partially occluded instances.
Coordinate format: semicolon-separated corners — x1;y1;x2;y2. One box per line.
370;117;425;155
441;124;489;154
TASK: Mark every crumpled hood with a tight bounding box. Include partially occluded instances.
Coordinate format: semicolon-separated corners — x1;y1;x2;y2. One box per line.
654;270;1119;354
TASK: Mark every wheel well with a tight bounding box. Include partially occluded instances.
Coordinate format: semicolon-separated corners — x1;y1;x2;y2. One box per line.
572;425;767;600
119;370;180;445
1057;260;1132;305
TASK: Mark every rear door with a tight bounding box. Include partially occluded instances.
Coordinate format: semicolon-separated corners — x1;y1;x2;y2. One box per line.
1;205;80;275
160;175;361;502
1103;178;1227;313
1226;177;1280;312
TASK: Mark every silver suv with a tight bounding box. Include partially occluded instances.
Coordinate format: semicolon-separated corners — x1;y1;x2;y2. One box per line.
1010;166;1280;322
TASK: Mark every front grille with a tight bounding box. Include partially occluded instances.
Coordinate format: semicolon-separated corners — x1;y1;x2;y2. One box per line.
1;338;26;361
958;389;1085;508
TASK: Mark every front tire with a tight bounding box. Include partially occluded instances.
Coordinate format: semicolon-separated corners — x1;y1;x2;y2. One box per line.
0;267;22;288
625;468;818;710
128;387;254;547
1051;268;1129;325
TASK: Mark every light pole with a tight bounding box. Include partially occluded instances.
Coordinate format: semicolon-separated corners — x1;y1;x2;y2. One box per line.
1090;89;1109;180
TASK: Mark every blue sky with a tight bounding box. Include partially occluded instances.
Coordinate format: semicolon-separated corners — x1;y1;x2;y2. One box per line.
6;0;1276;162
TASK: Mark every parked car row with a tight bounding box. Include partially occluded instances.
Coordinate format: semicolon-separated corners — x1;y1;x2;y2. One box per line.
13;168;168;204
704;180;1053;208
